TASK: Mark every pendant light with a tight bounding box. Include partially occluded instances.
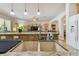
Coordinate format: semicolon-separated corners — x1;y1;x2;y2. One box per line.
24;2;27;15
37;0;40;15
37;9;40;15
10;3;15;15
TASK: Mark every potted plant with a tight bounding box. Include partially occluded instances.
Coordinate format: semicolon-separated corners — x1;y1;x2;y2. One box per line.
18;26;24;33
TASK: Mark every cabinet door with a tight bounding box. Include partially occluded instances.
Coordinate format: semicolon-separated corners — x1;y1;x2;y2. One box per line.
68;15;77;48
76;14;79;50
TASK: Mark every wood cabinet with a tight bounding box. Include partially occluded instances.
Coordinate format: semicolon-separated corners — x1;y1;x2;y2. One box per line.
19;35;38;41
51;24;56;32
0;32;58;41
40;42;56;51
76;4;79;13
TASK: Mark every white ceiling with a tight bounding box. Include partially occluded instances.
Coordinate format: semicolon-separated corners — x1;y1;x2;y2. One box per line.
0;3;65;21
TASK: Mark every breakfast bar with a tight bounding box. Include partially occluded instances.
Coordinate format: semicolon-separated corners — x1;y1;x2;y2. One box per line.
0;32;58;41
0;32;59;52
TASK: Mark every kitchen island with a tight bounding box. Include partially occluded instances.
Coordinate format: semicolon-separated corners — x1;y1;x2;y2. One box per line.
0;32;58;41
0;32;59;52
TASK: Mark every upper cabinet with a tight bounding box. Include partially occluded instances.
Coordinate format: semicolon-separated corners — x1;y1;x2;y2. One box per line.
76;4;79;13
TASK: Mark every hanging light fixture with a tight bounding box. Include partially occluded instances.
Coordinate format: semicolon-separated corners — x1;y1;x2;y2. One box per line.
37;9;40;15
10;3;15;15
24;3;27;15
24;9;27;15
37;0;40;15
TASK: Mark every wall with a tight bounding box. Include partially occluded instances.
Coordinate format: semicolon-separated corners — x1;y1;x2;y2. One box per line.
5;19;11;31
0;17;11;32
69;3;77;16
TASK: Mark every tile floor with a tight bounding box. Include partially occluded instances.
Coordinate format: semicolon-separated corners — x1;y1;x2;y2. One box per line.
0;40;79;56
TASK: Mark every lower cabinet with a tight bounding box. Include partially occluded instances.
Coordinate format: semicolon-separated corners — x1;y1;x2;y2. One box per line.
19;35;39;41
13;43;23;52
13;41;38;51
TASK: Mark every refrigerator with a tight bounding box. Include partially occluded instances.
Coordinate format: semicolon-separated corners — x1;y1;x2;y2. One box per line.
68;14;79;50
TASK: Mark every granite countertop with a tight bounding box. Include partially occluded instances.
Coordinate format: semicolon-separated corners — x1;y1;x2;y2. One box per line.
0;32;58;35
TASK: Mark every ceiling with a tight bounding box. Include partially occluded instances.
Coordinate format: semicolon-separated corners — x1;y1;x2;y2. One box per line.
0;3;65;21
